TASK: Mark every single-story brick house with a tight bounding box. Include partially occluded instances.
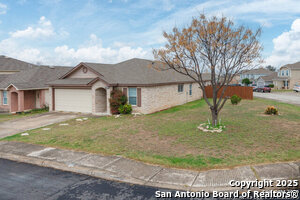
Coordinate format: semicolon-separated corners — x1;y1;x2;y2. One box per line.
48;58;209;115
0;66;70;113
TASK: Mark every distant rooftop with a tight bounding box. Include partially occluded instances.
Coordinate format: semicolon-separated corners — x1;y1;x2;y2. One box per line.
241;68;273;75
281;61;300;70
0;55;38;72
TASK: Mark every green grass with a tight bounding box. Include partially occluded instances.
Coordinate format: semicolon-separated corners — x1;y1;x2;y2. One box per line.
2;99;300;170
0;107;49;122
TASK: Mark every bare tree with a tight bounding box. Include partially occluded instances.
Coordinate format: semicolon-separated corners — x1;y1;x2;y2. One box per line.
265;65;276;71
153;15;262;126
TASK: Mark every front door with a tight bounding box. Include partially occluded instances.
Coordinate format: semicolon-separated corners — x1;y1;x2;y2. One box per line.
283;80;289;89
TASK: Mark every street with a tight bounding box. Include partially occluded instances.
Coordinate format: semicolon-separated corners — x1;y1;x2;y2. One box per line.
0;159;178;200
253;91;300;106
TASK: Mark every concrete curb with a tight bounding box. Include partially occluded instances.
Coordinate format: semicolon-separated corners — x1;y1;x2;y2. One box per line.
0;141;299;192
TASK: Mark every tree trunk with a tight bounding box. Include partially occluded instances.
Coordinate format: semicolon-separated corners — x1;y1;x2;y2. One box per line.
210;106;218;126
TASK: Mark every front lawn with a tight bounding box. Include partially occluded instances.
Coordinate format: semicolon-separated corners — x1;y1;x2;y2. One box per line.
3;98;299;170
0;108;49;122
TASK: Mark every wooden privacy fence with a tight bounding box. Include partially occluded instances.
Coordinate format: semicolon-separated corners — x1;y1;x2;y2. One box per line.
204;86;253;100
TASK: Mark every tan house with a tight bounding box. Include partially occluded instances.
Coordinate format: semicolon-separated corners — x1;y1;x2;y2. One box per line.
273;61;300;89
48;58;209;115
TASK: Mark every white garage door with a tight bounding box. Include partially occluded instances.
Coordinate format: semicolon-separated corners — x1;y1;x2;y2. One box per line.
55;89;92;113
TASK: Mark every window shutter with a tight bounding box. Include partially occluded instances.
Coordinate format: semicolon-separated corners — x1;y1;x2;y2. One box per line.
123;88;127;97
137;88;141;107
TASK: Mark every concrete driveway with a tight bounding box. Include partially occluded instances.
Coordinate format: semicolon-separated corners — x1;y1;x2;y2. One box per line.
0;113;77;139
254;91;300;106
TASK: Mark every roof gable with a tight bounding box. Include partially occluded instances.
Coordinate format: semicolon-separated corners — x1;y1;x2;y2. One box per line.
60;63;103;79
65;65;99;79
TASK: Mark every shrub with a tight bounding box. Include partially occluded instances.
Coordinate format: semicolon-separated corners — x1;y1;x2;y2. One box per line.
265;106;278;115
242;78;251;86
109;90;127;114
118;104;132;114
231;95;242;105
268;84;274;88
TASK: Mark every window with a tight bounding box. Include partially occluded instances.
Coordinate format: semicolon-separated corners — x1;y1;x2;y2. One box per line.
2;91;7;105
189;84;192;95
281;70;284;76
286;70;289;76
128;88;137;105
178;84;184;92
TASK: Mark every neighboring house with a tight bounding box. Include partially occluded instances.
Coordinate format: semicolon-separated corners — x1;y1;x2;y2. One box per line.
256;72;278;87
0;55;40;112
0;66;70;113
272;62;300;89
48;58;210;115
0;55;37;75
239;68;273;85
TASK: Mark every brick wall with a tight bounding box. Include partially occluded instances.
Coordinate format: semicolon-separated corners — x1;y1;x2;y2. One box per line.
119;82;202;114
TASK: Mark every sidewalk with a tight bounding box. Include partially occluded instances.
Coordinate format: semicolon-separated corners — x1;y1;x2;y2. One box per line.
0;141;299;191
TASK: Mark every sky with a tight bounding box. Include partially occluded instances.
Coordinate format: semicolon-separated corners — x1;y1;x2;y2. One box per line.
0;0;299;68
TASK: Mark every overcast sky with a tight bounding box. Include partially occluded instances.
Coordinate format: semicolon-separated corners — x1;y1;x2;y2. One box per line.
0;0;299;68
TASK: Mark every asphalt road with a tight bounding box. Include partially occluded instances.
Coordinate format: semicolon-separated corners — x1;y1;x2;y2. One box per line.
0;159;192;200
253;91;300;106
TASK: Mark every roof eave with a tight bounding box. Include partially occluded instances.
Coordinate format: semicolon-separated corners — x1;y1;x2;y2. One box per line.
109;80;207;87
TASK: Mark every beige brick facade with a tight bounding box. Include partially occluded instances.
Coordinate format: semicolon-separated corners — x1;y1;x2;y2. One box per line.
290;69;300;87
119;82;202;114
91;80;111;114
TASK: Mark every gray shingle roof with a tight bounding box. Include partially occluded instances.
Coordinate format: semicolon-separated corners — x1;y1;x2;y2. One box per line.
0;74;10;83
0;55;38;72
80;58;210;86
0;66;71;90
260;72;278;81
281;61;300;70
241;68;273;75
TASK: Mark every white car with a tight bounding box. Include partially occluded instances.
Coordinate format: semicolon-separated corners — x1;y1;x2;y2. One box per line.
293;84;300;92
